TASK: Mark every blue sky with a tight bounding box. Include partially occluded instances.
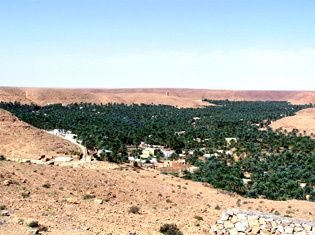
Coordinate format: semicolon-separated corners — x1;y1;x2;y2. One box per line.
0;0;314;90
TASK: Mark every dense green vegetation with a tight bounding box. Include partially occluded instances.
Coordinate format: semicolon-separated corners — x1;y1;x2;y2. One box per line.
0;100;314;200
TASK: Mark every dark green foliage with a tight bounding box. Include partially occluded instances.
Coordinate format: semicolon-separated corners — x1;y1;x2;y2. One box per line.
28;221;39;228
0;155;5;161
0;100;314;201
185;156;246;194
160;224;183;235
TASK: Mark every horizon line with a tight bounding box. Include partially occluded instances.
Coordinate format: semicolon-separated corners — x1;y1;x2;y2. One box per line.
1;86;314;92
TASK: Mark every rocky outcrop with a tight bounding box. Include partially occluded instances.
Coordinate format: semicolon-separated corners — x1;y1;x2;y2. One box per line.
211;209;315;235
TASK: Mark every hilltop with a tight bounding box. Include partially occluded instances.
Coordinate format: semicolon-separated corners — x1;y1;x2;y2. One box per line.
0;109;80;161
0;87;315;108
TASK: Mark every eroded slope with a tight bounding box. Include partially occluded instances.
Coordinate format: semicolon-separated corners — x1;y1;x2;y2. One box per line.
0;109;80;160
271;108;315;137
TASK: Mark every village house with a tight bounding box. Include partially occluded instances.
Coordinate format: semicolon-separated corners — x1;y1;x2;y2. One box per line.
225;137;238;145
49;129;78;142
141;147;155;158
187;166;199;173
204;153;220;158
161;149;175;158
175;131;186;135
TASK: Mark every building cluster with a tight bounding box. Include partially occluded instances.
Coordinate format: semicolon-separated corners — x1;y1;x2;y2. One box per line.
47;129;80;143
126;142;188;171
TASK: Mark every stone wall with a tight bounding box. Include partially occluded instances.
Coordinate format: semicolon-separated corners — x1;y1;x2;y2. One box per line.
211;209;315;235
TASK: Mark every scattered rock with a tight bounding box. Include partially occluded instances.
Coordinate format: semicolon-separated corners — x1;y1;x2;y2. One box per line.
235;221;246;232
21;190;31;198
1;210;10;216
94;198;103;204
211;209;315;235
3;179;12;186
129;231;138;235
27;229;39;235
66;197;79;204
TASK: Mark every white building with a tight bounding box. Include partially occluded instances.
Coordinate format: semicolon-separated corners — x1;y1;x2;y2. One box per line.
161;150;175;158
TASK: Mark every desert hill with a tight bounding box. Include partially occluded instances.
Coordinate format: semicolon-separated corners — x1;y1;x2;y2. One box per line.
1;87;315;108
0;160;314;235
0;109;80;160
271;107;315;138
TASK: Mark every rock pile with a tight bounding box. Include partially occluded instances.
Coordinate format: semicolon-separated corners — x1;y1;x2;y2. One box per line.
211;209;315;235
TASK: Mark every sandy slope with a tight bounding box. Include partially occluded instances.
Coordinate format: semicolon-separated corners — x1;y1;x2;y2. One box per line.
1;87;315;108
271;108;315;137
0;161;314;235
0;109;80;160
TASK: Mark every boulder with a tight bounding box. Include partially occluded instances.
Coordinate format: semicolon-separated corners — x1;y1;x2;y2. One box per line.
94;198;103;204
235;222;246;232
1;210;9;216
66;197;79;204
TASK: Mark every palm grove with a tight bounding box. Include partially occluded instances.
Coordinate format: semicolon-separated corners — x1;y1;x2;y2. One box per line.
1;100;314;201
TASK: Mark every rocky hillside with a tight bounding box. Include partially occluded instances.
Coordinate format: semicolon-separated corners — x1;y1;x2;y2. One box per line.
0;109;80;160
0;161;314;235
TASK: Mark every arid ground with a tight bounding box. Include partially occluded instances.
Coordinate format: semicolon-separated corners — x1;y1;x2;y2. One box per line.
1;87;315;107
0;161;314;235
271;108;315;138
0;88;314;235
0;108;80;160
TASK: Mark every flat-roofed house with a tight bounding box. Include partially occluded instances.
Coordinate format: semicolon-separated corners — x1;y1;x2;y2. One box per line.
141;147;155;158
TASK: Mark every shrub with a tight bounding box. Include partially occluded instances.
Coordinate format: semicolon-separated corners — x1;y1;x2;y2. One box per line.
194;215;203;221
82;194;95;200
28;221;39;228
21;191;30;198
129;206;140;214
170;172;179;177
0;205;6;210
274;211;281;216
42;182;51;189
160;224;183;235
215;205;221;210
236;199;242;207
0;155;5;161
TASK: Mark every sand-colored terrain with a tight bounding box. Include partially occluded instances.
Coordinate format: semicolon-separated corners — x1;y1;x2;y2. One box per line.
0;109;80;160
0;87;314;234
271;108;315;137
1;87;315;108
0;160;314;235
